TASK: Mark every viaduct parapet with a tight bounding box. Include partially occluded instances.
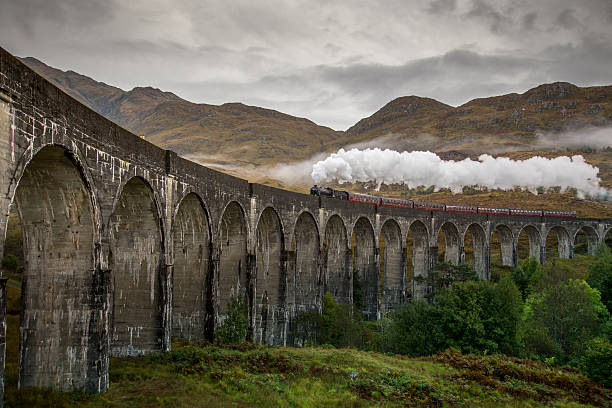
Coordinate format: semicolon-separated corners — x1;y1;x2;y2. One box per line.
0;47;610;399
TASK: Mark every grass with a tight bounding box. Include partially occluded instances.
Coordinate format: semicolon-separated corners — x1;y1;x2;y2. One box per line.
4;341;610;408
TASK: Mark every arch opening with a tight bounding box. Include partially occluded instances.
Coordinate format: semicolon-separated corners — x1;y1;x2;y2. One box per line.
545;226;571;262
517;225;542;263
10;146;98;391
465;224;488;279
352;217;376;320
379;220;402;315
437;222;460;265
573;226;599;256
605;229;612;249
218;201;248;324
171;193;210;342
409;221;429;300
292;212;320;313
110;177;164;356
254;207;284;345
491;225;514;267
324;215;349;304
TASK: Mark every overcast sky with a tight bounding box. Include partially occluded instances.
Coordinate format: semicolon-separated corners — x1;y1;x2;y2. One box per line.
2;0;612;130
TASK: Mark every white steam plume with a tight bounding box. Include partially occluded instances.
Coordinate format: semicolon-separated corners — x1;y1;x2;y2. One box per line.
311;148;611;200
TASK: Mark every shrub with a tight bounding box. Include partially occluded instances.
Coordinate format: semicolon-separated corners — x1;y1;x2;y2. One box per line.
319;292;363;348
437;278;522;355
512;257;542;300
580;337;612;387
415;261;479;302
522;279;603;364
2;253;18;273
215;296;248;345
587;244;612;313
384;300;445;356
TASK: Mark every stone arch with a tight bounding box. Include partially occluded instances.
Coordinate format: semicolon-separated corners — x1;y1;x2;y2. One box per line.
254;207;285;345
517;225;542;263
605;228;612;248
573;226;599;256
437;222;460;265
171;193;211;342
409;220;429;299
545;225;571;261
464;223;488;279
11;145;102;391
352;217;377;320
491;224;515;267
292;211;320;312
324;214;350;303
110;176;164;356
217;200;249;322
380;219;403;314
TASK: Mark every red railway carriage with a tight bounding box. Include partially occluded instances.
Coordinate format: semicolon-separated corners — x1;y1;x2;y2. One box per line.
543;209;577;218
310;186;576;219
413;201;445;211
509;208;543;217
477;207;510;215
446;204;478;214
348;192;381;206
381;197;413;208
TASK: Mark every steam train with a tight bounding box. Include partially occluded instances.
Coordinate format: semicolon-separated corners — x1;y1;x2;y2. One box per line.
310;185;577;218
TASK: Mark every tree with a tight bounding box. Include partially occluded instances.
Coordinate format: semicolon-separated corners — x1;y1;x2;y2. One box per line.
384;300;445;356
437;278;522;355
580;337;612;387
215;296;248;344
587;244;612;313
415;261;479;302
522;279;604;364
319;292;362;348
512;257;542;300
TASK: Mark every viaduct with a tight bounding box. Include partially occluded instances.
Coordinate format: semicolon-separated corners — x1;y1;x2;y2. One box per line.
0;47;610;400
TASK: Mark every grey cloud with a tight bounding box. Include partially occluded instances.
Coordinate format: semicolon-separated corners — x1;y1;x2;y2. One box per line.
1;0;612;130
1;0;115;37
465;0;513;34
522;12;537;31
556;9;581;30
426;0;457;14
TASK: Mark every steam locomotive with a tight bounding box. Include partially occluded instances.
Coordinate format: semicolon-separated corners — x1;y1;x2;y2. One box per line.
310;185;576;218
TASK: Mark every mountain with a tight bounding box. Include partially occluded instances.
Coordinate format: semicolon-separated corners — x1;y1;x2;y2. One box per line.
340;82;612;153
22;57;612;162
20;57;343;167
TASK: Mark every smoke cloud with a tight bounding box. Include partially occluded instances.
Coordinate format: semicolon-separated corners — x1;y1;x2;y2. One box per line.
311;148;611;200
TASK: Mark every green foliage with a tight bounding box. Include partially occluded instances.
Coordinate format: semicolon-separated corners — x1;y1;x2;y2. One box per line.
580;337;612;387
2;253;18;273
384;300;445;356
522;279;603;364
378;278;522;357
292;293;365;349
512;257;542;301
319;293;363;348
352;270;365;312
215;296;248;345
415;261;479;301
436;278;522;355
587;244;612;313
